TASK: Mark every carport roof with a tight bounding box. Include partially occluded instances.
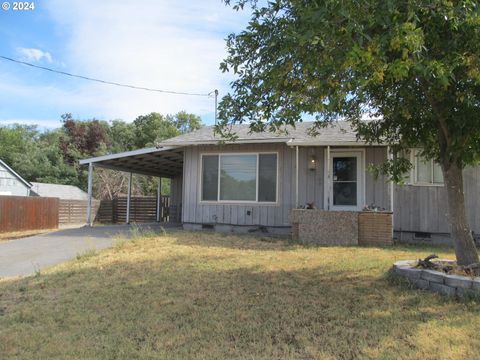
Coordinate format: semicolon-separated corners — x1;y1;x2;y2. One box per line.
79;146;183;178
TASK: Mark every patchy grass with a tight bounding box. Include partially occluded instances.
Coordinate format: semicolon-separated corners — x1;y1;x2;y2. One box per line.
0;229;57;242
0;231;479;359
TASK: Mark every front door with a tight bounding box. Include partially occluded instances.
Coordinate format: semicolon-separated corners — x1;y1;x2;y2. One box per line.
325;151;364;211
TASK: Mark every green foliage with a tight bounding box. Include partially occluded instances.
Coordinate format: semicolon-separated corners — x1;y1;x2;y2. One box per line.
0;111;201;198
133;112;179;148
220;0;480;263
219;0;480;175
107;120;137;152
133;111;202;148
173;110;202;134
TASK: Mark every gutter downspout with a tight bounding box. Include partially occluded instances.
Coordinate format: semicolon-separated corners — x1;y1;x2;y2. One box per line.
295;145;299;208
387;146;395;238
326;145;331;210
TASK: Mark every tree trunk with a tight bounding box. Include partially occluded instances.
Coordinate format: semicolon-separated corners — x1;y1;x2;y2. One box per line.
442;162;479;265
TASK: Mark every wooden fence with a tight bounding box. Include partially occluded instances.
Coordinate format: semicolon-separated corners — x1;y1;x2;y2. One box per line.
0;195;174;233
0;196;59;233
96;196;172;224
59;199;100;226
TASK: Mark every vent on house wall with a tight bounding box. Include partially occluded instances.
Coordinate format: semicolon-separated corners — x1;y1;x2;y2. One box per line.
202;224;214;230
414;232;431;239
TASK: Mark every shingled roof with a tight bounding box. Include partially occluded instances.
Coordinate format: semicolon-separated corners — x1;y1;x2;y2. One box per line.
157;121;367;147
30;182;90;200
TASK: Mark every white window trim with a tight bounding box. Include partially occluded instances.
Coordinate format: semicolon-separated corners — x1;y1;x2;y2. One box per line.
323;149;365;211
199;152;279;205
410;149;444;187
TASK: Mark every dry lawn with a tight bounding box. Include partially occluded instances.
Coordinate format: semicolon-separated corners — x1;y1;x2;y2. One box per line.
0;230;479;359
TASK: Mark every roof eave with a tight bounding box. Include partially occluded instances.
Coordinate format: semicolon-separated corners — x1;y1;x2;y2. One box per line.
79;146;180;165
286;140;384;146
0;159;32;188
157;138;291;147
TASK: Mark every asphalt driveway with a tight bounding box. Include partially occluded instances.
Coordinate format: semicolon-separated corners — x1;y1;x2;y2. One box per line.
0;223;176;277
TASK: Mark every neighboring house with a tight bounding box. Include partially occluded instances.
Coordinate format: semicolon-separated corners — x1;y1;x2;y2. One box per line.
0;159;32;196
80;122;480;243
30;182;89;200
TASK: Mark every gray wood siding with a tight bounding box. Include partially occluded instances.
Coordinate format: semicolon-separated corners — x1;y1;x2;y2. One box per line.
297;147;325;208
182;143;295;227
182;144;391;227
365;147;391;210
181;143;479;234
0;163;30;196
170;176;182;207
394;166;480;234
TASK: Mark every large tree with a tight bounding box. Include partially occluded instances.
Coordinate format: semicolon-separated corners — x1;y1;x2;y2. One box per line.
219;0;480;265
0;111;201;200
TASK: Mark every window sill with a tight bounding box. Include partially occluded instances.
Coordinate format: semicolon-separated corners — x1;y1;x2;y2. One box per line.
199;201;279;206
406;183;445;187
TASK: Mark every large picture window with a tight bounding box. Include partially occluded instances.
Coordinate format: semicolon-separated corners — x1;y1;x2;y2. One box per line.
201;153;277;202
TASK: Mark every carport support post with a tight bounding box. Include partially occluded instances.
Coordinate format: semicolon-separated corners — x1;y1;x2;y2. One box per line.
126;172;132;224
156;177;162;222
86;162;94;226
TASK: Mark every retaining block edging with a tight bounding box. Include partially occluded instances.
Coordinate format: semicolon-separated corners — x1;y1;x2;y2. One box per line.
392;260;480;298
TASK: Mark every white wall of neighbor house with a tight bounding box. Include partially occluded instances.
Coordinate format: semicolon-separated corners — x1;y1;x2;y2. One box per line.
0;164;30;196
181;143;391;227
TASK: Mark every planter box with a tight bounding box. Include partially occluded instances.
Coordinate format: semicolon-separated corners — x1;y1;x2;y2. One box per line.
358;212;393;246
290;209;358;245
290;209;393;246
392;260;480;298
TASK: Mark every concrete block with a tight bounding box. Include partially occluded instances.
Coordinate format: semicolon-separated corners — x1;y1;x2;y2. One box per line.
443;274;473;289
183;223;202;231
393;260;416;268
472;278;480;291
413;279;429;290
421;269;445;284
429;282;456;297
456;287;478;298
395;266;422;280
214;224;234;233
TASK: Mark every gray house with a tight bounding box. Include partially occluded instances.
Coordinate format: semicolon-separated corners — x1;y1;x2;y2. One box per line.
80;122;480;243
30;182;89;201
0;159;32;196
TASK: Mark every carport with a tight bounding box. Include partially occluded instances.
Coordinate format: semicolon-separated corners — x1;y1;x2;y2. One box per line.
79;146;184;226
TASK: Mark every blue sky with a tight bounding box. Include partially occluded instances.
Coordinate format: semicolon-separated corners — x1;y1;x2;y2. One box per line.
0;0;251;129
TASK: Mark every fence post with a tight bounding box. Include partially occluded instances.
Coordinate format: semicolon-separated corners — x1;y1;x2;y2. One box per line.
112;198;117;223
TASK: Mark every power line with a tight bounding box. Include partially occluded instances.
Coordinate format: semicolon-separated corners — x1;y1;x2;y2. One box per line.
0;55;214;97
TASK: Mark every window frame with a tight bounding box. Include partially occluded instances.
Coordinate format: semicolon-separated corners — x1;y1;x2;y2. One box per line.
199;152;279;205
323;149;366;211
410;149;444;187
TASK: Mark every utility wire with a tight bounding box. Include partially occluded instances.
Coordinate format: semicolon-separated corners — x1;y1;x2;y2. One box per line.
0;55;214;97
